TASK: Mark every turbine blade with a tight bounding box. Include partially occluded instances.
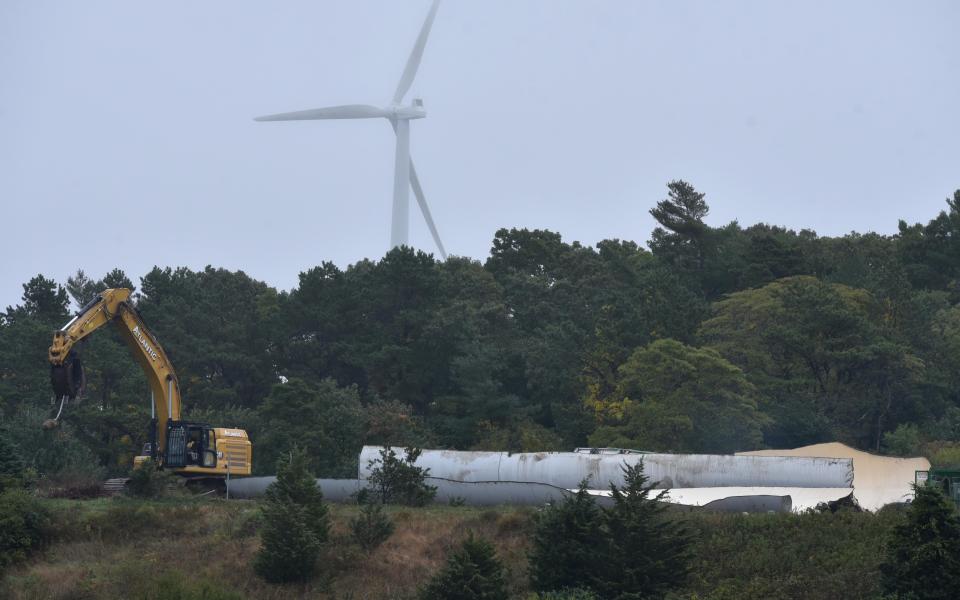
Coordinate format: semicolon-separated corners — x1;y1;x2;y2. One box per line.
254;104;388;121
410;159;447;259
392;0;441;104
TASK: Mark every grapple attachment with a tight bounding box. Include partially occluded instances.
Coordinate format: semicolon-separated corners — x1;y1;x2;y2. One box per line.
50;354;85;400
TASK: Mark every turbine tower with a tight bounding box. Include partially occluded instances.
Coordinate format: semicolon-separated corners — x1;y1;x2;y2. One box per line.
255;0;446;259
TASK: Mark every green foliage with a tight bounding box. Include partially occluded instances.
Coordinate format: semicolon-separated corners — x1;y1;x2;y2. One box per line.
420;534;509;600
263;447;329;543
254;447;328;583
700;275;920;449
256;377;365;477
649;180;710;275
0;430;27;492
589;339;766;453
126;459;172;498
881;484;960;599
883;423;923;456
351;499;395;553
254;499;323;583
137;266;281;412
3;186;960;506
0;489;52;569
530;464;691;599
366;447;437;506
37;461;106;499
897;191;960;290
528;482;605;593
677;508;903;599
598;463;692;599
4;405;106;477
929;445;960;468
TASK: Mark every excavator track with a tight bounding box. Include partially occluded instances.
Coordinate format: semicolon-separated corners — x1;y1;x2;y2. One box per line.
101;478;129;495
101;476;225;497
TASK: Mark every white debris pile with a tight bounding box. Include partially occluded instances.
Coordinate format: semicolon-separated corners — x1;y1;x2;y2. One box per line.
738;442;929;511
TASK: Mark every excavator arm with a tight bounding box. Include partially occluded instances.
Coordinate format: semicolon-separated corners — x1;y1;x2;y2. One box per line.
48;288;182;461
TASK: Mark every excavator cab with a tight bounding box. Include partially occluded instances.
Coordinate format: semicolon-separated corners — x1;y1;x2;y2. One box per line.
165;422;218;469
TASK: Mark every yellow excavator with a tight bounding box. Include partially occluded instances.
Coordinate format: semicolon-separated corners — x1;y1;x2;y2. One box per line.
46;288;252;481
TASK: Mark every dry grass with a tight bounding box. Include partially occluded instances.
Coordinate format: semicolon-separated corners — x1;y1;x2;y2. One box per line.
0;499;538;600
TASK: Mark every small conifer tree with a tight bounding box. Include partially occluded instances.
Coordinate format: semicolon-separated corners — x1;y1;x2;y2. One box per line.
598;462;692;599
351;499;395;553
263;447;328;543
254;447;328;583
528;481;605;593
881;483;960;599
254;499;322;583
419;534;508;600
528;462;692;599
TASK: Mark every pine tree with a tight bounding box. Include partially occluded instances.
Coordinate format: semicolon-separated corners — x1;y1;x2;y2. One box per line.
598;462;692;599
649;180;710;272
881;483;960;599
264;446;328;543
254;499;322;583
254;447;328;583
528;481;606;593
419;534;508;600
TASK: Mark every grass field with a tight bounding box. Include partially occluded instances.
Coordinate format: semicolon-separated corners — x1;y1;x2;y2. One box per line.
0;496;904;599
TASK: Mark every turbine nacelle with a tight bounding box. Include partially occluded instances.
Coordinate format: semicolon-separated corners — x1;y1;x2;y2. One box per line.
388;101;426;121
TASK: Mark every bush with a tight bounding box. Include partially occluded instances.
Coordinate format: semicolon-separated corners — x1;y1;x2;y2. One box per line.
3;405;102;477
366;447;437;507
420;534;508;600
678;509;901;599
126;459;173;498
38;461;106;499
0;431;27;493
882;423;923;456
254;447;328;583
929;444;960;468
0;490;52;569
881;483;960;599
351;499;395;553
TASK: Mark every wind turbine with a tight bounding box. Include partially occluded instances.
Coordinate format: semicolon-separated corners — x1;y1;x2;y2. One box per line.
255;0;447;259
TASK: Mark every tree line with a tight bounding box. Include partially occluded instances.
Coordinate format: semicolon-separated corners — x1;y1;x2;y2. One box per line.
3;181;960;478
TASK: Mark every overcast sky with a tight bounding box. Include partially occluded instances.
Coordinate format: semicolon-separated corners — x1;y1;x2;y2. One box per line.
2;1;958;310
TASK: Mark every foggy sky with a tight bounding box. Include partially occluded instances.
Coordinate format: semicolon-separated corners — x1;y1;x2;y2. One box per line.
2;1;958;310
